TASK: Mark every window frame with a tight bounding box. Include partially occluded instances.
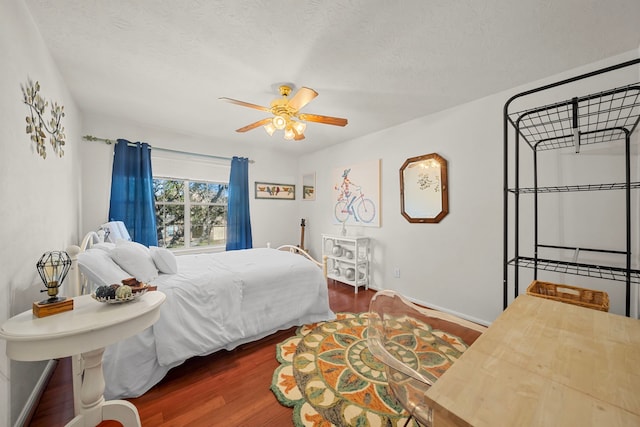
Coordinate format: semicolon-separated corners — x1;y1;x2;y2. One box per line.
153;176;229;252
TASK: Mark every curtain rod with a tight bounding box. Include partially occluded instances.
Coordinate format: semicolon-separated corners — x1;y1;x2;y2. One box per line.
82;135;254;163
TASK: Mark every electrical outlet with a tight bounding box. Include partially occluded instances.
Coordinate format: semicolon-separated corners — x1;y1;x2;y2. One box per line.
393;267;400;278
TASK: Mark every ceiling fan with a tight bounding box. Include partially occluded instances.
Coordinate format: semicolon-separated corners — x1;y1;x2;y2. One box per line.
219;85;348;141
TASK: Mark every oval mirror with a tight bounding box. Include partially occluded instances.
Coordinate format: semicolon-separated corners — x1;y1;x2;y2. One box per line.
400;153;448;223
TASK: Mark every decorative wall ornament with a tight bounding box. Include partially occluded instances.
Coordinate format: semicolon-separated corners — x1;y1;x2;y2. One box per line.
21;79;66;159
255;182;295;200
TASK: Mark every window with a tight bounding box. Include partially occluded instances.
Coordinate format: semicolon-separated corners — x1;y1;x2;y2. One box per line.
154;177;228;249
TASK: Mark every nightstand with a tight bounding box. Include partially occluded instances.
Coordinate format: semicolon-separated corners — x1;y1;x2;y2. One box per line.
0;291;165;427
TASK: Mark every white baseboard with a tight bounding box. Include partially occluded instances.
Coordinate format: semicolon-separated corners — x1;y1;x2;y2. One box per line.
14;360;56;427
367;285;492;327
409;297;492;327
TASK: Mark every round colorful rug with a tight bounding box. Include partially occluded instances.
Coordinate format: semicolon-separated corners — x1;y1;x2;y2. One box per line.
271;312;470;427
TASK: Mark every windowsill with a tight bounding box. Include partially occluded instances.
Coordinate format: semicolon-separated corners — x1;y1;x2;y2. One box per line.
170;245;226;255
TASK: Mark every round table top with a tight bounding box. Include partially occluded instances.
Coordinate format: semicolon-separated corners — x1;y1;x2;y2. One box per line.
0;291;165;361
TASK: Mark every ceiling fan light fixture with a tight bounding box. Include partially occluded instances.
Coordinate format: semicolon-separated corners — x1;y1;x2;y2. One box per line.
272;115;287;130
292;121;306;134
284;127;295;140
263;122;276;136
220;85;348;141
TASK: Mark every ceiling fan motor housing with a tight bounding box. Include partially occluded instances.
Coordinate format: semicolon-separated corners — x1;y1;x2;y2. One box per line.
270;99;297;119
278;85;292;97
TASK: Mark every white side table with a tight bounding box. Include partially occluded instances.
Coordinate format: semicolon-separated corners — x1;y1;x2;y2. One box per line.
322;234;370;293
0;291;166;427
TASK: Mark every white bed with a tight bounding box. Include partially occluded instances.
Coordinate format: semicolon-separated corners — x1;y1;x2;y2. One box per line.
68;234;334;399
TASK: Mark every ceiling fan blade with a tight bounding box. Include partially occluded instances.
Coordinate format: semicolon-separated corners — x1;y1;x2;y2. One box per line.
219;97;270;112
288;87;318;111
235;118;272;133
298;113;348;127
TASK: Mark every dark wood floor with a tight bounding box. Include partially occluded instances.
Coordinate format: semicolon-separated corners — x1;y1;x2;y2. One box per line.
28;281;377;427
28;282;483;426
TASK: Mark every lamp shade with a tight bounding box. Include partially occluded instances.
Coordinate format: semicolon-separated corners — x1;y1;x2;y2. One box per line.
36;251;71;301
272;115;287;130
292;121;306;134
263;122;276;136
284;127;295;140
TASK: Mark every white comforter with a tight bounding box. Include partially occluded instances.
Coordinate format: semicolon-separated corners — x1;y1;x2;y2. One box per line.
102;248;334;399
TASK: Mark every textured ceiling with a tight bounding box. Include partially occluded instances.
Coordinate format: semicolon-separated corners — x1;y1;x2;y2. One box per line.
24;0;640;154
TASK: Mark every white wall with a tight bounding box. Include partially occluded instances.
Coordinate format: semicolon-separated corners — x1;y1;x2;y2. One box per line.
0;0;82;424
80;112;301;249
300;50;640;324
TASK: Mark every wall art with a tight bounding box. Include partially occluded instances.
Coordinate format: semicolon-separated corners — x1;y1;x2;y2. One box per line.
332;159;380;226
21;79;66;158
255;182;295;200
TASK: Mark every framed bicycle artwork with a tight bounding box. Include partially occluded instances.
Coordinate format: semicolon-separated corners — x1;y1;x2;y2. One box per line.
332;159;381;227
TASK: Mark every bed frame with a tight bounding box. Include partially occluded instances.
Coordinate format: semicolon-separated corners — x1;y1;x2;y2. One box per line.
276;244;328;278
65;231;100;297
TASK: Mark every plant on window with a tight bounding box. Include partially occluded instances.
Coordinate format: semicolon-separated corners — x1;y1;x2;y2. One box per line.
21;79;66;159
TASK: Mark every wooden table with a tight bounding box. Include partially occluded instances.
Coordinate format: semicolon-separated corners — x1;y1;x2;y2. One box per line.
423;294;640;426
0;291;165;427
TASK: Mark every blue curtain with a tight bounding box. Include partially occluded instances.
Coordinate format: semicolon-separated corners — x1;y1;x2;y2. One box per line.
226;156;252;250
108;139;158;247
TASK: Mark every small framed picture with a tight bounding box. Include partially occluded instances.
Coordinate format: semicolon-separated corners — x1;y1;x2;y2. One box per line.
255;182;295;200
303;185;315;200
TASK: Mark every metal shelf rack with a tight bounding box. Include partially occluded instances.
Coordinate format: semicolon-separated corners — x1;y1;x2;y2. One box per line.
503;59;640;316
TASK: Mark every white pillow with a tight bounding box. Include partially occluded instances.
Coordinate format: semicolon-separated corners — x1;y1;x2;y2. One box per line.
110;241;159;283
91;242;116;252
149;246;178;274
78;249;132;288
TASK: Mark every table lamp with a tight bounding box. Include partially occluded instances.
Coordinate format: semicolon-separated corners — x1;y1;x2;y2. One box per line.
33;251;74;317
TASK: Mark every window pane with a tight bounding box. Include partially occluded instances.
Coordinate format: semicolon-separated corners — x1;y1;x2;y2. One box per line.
190;205;227;246
189;182;228;205
154;179;184;203
156;204;185;248
154;177;228;249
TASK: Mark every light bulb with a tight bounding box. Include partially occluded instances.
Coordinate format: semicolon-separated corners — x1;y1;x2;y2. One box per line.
272;115;287;130
263;123;276;136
